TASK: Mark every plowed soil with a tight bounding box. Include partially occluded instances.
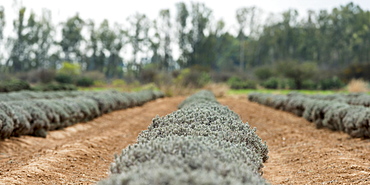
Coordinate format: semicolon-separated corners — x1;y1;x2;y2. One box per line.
1;96;370;185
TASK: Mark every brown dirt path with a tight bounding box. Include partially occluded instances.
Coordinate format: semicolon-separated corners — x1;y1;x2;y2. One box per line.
219;96;370;185
0;97;185;185
1;96;370;185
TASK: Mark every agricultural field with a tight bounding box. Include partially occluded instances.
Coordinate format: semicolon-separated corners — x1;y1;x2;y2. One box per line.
0;90;369;184
0;90;164;139
1;0;369;184
248;92;370;138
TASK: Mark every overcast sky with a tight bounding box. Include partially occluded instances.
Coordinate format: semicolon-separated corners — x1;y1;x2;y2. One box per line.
0;0;368;61
1;0;370;32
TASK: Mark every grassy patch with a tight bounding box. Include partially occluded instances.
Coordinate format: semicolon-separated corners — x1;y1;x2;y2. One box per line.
78;83;160;92
228;89;343;95
78;86;126;92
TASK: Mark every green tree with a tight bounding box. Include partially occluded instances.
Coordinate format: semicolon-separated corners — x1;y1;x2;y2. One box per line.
176;2;190;66
58;61;81;76
0;6;5;69
187;2;212;68
0;6;4;41
98;20;125;78
60;14;84;64
26;10;54;69
86;20;100;71
127;13;150;72
237;7;262;69
175;2;212;68
7;7;27;72
148;20;160;69
277;60;318;89
158;9;173;71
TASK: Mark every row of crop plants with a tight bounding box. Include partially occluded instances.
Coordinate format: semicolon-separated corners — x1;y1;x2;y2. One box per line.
0;91;82;101
99;90;270;185
291;93;370;107
248;92;370;138
0;90;164;139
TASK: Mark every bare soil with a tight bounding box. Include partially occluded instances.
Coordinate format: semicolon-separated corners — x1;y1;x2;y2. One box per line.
0;96;369;185
0;97;184;185
219;96;370;185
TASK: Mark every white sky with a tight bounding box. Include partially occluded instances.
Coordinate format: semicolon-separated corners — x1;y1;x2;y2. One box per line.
1;0;369;63
1;0;370;34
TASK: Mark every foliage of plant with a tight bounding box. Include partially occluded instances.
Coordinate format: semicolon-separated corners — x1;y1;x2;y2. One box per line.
99;90;269;185
76;77;94;87
342;63;370;81
32;83;77;91
347;79;369;93
0;90;164;139
55;73;74;84
261;77;279;89
318;76;345;90
254;66;274;81
0;90;80;101
275;60;318;90
111;79;127;87
227;76;256;89
248;92;370;138
0;79;31;92
58;62;81;76
175;68;211;88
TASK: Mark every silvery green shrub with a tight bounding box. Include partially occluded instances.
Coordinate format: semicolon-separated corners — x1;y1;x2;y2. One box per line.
0;90;163;139
100;90;269;185
249;92;370;138
0;111;14;139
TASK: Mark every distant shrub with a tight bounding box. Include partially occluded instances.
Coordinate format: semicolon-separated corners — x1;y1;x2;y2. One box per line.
227;76;256;89
112;79;127;87
347;79;369;93
55;62;81;84
302;79;316;90
76;77;94;87
204;83;230;98
210;71;233;82
254;66;274;81
342;62;370;81
140;68;158;84
93;80;106;87
0;79;31;92
58;62;81;76
318;77;345;90
175;68;211;88
18;69;56;83
261;77;279;89
276;60;318;89
83;71;105;81
280;78;296;89
32;83;77;91
261;77;302;90
55;73;74;84
152;72;173;87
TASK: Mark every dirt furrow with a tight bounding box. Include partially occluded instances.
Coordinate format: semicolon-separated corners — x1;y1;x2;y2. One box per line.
220;97;370;185
1;96;369;185
0;97;184;185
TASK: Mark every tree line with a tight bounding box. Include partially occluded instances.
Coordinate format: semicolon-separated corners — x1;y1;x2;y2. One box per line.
0;2;369;82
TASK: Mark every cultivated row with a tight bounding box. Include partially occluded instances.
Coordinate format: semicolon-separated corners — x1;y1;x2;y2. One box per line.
248;93;370;138
0;90;81;101
289;92;370;107
0;90;164;139
99;90;269;185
